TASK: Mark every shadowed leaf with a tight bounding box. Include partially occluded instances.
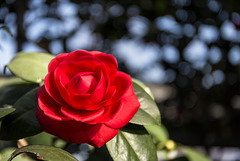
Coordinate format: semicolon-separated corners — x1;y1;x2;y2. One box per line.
0;106;16;119
0;88;42;140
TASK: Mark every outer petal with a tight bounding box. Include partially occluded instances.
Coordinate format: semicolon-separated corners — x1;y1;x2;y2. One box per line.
88;124;119;147
36;107;119;148
111;71;135;101
84;101;121;124
65;50;93;61
104;93;140;129
61;106;105;122
44;72;68;106
104;72;140;128
37;86;72;121
48;53;69;72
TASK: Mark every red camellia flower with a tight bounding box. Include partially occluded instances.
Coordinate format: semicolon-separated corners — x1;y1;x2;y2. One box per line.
36;50;140;147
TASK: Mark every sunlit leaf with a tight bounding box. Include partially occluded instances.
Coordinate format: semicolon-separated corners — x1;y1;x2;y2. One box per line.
130;80;161;125
106;125;158;161
0;88;43;140
8;145;78;161
144;124;169;146
1;147;34;161
6;52;54;83
132;78;154;100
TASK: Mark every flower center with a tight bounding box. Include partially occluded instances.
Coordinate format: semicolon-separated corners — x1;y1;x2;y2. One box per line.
68;72;98;94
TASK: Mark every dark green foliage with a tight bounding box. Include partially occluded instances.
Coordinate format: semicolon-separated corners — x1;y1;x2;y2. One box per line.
0;88;43;140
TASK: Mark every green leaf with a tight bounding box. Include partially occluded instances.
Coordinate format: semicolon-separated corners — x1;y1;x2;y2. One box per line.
8;145;78;161
132;78;154;100
0;77;33;107
0;83;37;108
0;88;43;140
0;77;29;89
1;147;34;161
180;146;211;161
0;106;16;119
106;125;158;161
26;132;67;148
144;124;169;145
6;52;54;83
130;80;161;125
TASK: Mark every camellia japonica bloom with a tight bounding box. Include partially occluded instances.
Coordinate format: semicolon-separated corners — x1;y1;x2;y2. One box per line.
36;50;140;147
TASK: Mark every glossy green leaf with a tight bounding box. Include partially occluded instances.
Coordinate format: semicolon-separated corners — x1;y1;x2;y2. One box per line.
6;52;54;83
144;124;169;145
0;88;43;140
180;146;211;161
106;125;158;161
0;106;16;119
130;80;161;125
132;78;154;100
8;145;78;161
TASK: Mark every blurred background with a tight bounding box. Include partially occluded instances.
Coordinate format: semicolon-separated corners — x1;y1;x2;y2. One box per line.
1;0;240;160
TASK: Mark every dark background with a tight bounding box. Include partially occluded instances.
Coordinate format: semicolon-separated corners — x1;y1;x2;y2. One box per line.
1;0;240;157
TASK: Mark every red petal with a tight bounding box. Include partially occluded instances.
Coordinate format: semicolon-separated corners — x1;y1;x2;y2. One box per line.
84;101;121;124
103;72;140;128
44;72;67;106
36;107;119;148
92;51;118;81
54;58;102;95
89;51;103;55
48;53;69;72
61;106;105;122
66;50;93;61
67;72;97;94
104;93;140;129
54;62;107;110
85;83;140;127
86;86;116;111
37;86;72;121
88;124;119;148
111;71;133;101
